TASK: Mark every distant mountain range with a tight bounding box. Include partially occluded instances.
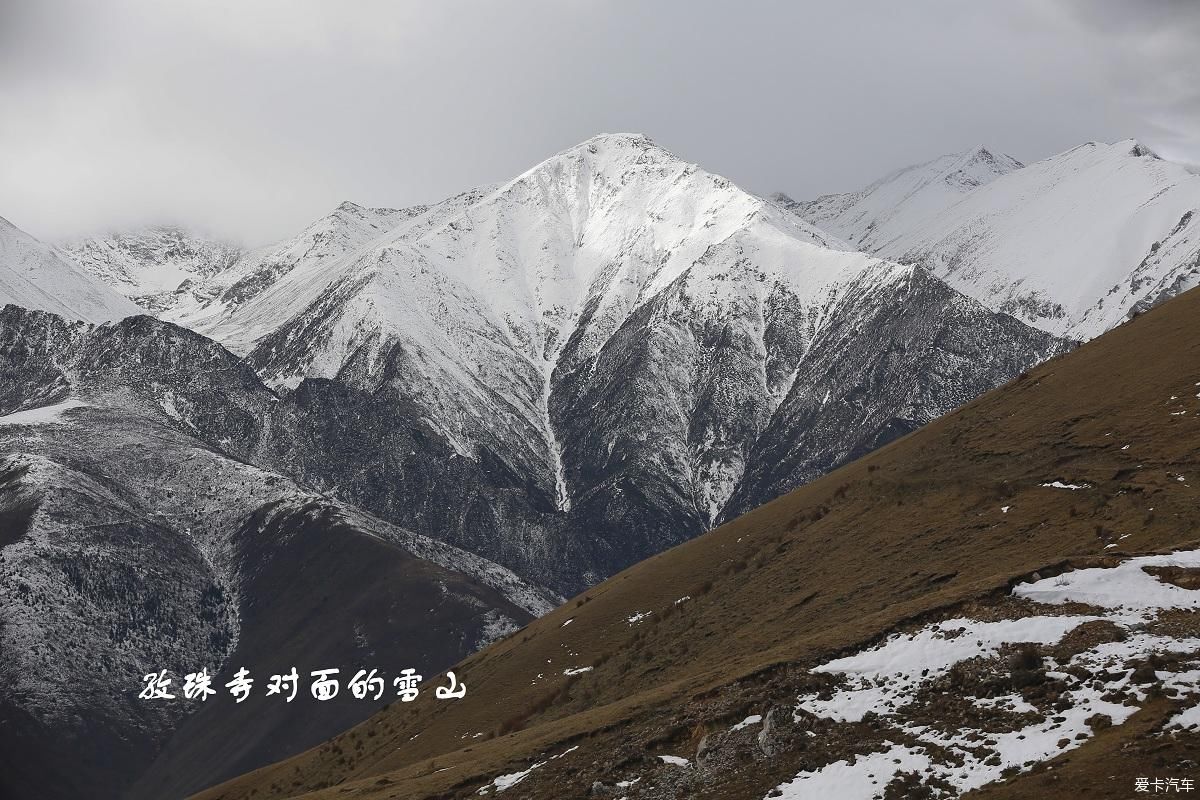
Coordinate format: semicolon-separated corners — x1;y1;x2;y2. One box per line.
2;132;1195;799
778;139;1200;339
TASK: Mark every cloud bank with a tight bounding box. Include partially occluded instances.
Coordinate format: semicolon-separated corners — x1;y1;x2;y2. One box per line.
1;0;1195;244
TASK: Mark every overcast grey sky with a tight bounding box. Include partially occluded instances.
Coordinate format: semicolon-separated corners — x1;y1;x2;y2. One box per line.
1;0;1197;245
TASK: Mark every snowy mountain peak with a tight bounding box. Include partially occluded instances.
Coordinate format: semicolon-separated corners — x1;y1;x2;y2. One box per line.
57;224;244;310
119;133;925;528
949;145;1022;186
1059;139;1160;166
507;131;691;191
1125;139;1160;159
39;135;1062;544
574;130;656;151
855;138;1200;338
332;199;409;222
783;145;1022;252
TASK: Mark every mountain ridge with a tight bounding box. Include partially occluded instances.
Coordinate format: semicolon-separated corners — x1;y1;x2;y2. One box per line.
783;139;1200;340
777;144;1023;253
0;304;558;800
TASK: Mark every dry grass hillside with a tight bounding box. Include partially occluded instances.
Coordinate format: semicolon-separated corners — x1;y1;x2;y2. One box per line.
196;287;1200;800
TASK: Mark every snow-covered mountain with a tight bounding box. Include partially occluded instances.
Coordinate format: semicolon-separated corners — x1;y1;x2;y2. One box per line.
0;216;140;323
776;145;1022;252
54;134;1063;591
239;134;854;516
58;204;425;334
4;134;1073;799
56;225;243;309
785;140;1200;340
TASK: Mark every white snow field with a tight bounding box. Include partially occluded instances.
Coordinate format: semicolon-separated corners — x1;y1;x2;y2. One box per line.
771;547;1200;798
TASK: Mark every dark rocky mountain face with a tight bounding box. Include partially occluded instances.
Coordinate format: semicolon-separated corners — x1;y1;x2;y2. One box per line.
149;138;1062;594
722;267;1067;518
255;376;591;594
549;259;1064;573
0;308;554;800
233;261;1064;594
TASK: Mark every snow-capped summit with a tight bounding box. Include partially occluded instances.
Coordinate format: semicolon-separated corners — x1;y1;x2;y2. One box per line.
197;133;885;511
861;138;1200;338
0;216;141;323
176;133;1054;556
57;224;244;309
781;145;1023;252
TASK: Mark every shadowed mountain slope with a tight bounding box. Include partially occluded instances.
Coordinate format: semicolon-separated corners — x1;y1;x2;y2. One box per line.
198;285;1200;800
0;308;556;800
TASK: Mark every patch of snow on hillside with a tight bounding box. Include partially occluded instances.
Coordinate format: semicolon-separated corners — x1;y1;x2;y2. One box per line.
0;398;89;426
796;616;1095;723
730;714;762;732
478;745;580;795
771;743;930;800
1013;549;1200;615
1040;481;1090;490
774;547;1200;798
1169;705;1200;730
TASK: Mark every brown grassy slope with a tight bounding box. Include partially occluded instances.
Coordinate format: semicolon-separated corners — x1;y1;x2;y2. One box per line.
196;287;1200;800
